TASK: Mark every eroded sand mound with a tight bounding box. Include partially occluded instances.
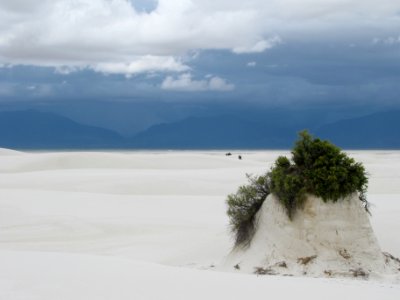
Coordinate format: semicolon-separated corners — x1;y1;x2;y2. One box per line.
223;194;400;280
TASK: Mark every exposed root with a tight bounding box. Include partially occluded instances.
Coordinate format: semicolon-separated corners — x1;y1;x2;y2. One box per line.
297;255;317;265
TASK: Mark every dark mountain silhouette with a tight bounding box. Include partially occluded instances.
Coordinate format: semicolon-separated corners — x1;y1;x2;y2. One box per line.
1;109;399;150
315;111;400;149
131;111;400;149
129;115;301;149
0;110;125;149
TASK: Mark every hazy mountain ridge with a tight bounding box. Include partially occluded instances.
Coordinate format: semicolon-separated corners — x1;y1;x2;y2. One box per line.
131;111;400;149
130;115;297;149
316;110;400;149
0;110;125;149
0;110;399;149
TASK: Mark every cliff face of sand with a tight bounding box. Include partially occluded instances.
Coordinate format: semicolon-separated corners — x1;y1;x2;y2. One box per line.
223;194;400;280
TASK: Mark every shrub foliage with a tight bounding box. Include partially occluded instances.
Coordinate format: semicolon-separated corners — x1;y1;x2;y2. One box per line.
227;131;369;247
227;174;270;246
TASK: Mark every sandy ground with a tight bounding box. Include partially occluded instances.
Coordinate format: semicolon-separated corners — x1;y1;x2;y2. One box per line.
0;150;399;299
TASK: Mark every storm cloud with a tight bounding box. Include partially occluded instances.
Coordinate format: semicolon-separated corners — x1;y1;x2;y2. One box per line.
0;0;399;76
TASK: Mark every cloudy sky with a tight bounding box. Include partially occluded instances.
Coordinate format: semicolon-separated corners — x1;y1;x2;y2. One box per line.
0;0;399;134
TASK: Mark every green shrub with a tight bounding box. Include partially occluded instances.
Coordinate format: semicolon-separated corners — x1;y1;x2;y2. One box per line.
226;174;270;247
270;131;369;218
269;156;307;219
226;131;369;246
290;131;368;207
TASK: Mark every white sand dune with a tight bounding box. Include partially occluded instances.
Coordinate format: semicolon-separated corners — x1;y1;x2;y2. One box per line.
0;148;22;156
0;150;399;299
1;250;399;300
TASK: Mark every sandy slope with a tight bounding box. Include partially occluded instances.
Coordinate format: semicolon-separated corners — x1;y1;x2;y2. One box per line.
0;150;399;299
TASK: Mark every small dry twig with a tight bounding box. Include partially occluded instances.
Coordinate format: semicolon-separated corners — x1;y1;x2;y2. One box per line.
383;252;400;264
254;267;277;276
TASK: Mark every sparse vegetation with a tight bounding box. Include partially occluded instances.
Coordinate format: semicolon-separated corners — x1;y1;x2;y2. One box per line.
227;130;369;247
254;267;277;275
350;268;369;278
226;174;270;246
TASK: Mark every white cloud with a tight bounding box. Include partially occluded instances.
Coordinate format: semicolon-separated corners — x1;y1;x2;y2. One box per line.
233;37;282;54
0;0;399;75
54;66;84;75
93;56;190;76
208;76;235;91
161;73;234;92
247;61;257;67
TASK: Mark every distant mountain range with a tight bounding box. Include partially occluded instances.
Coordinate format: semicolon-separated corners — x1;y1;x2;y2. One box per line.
0;110;124;149
130;115;297;149
0;109;399;149
315;110;400;149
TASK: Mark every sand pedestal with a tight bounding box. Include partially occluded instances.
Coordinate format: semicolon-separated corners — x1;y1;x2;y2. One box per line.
223;194;399;279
